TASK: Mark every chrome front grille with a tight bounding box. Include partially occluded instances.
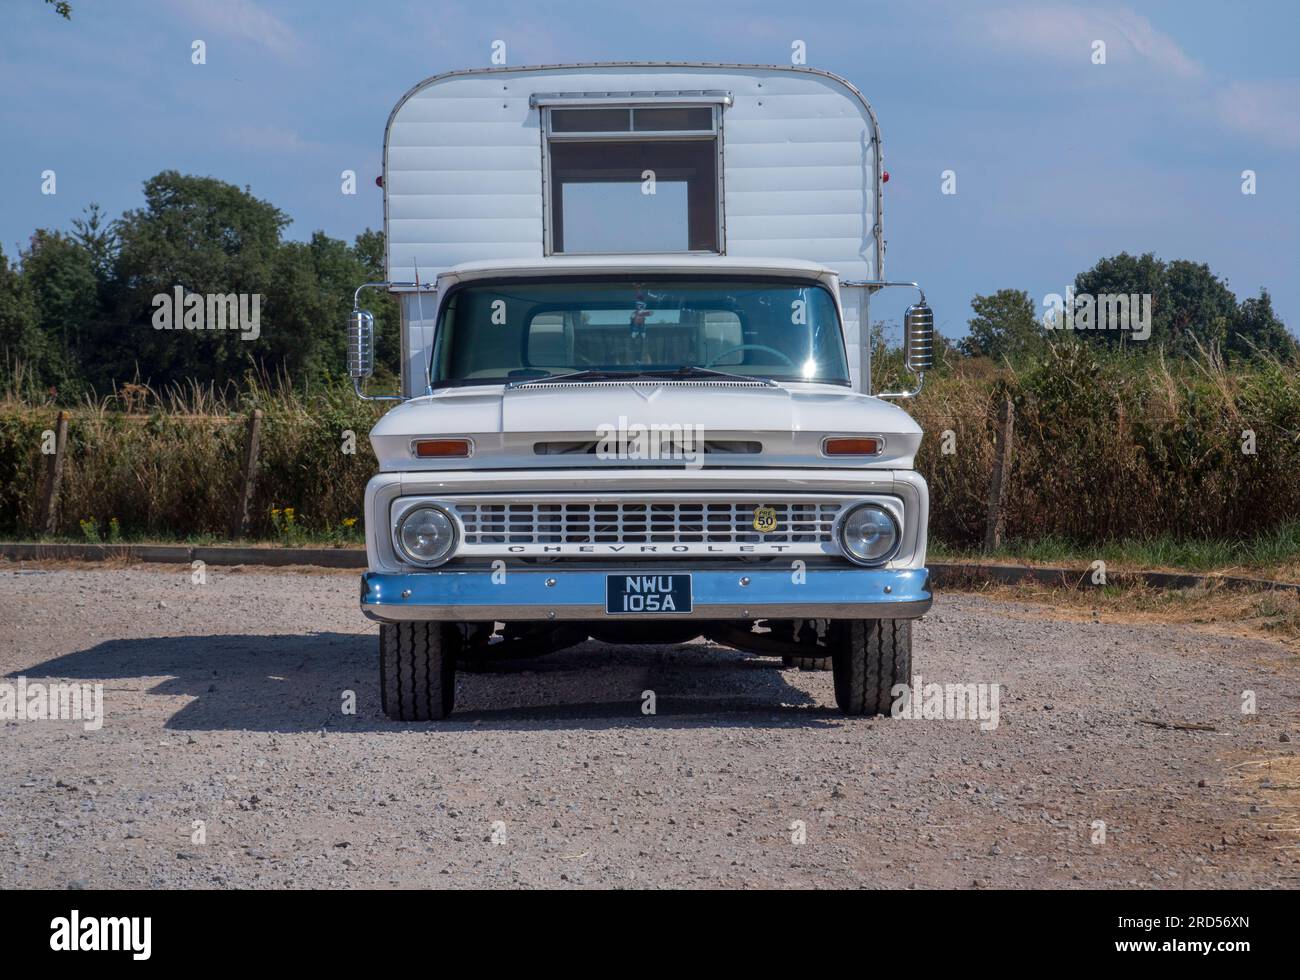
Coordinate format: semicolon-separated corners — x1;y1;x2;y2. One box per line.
442;495;861;558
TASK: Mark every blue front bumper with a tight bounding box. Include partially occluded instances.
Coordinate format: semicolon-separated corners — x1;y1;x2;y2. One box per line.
360;566;931;623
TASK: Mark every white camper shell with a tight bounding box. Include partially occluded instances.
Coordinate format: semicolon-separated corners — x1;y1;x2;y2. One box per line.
381;63;888;397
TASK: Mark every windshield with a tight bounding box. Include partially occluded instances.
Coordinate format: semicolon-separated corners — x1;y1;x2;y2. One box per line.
430;277;849;387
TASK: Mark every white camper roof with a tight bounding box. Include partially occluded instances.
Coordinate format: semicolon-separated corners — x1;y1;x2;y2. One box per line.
383;62;884;286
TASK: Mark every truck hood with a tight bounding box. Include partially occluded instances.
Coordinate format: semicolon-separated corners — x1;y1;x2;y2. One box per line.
368;381;923;471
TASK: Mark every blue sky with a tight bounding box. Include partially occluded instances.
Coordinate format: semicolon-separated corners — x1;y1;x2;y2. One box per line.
1;0;1297;340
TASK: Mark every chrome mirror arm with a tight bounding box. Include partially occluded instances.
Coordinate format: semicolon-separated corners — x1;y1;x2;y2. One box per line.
839;279;933;400
348;281;437;402
351;377;405;403
840;279;927;305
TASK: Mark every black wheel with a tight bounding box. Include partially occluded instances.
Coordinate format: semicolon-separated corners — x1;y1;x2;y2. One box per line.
830;619;912;716
379;622;458;721
781;654;833;671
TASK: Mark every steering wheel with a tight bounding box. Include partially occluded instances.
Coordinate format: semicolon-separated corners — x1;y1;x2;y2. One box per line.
705;344;796;368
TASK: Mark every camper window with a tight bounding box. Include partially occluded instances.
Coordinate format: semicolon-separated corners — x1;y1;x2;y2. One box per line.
543;105;721;254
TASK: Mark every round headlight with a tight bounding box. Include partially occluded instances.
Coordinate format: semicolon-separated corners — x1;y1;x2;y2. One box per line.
839;504;900;566
396;506;457;566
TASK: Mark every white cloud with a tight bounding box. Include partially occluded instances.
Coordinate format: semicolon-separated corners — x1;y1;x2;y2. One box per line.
1102;9;1203;78
167;0;303;58
225;124;318;154
974;3;1201;78
1213;80;1300;150
969;3;1300;149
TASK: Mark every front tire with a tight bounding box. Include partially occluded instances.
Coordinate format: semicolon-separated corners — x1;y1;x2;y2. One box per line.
831;619;912;716
380;622;458;721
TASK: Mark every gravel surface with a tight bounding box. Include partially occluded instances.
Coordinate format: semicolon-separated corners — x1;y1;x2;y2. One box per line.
2;563;1297;889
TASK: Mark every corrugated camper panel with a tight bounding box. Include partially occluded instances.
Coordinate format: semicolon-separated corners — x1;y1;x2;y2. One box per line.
384;63;883;394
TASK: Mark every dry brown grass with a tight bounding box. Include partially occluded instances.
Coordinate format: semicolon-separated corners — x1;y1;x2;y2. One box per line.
1;376;384;540
905;343;1300;546
5;344;1300;549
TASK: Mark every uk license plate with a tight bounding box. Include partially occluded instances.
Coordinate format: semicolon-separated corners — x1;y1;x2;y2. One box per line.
604;573;693;614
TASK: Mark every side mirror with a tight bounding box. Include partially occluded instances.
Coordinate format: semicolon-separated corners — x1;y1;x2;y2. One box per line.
903;302;934;374
839;279;933;400
348;309;375;379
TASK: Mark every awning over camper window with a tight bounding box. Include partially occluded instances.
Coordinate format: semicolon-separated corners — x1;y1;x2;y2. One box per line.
529;90;733;107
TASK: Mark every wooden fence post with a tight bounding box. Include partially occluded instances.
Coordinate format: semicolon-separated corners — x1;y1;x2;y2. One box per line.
37;410;70;536
983;394;1015;552
231;409;263;540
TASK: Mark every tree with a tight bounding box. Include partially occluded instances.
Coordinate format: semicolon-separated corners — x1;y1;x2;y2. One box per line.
1229;288;1296;358
45;0;72;18
71;203;118;280
110;171;288;388
1161;259;1236;354
61;172;405;391
1072;251;1290;358
0;247;40;386
959;288;1044;363
351;229;400;377
1072;251;1166;350
262;232;377;385
353;228;385;281
20;230;101;390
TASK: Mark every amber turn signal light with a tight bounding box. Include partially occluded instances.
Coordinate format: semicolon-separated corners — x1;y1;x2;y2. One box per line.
413;439;472;458
823;437;882;456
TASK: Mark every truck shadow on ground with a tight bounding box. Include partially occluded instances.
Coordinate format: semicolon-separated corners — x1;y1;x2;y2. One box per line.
16;631;844;732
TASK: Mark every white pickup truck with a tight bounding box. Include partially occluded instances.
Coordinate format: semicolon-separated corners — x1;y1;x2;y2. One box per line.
350;63;933;720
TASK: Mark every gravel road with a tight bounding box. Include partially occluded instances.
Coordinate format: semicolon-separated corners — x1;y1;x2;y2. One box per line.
2;563;1297;889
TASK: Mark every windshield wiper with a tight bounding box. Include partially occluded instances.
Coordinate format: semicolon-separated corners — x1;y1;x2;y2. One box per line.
506;369;649;389
643;366;779;387
507;366;780;389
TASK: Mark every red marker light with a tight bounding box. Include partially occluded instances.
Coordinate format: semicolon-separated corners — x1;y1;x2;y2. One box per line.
882;171;890;184
824;437;882;456
413;439;471;458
